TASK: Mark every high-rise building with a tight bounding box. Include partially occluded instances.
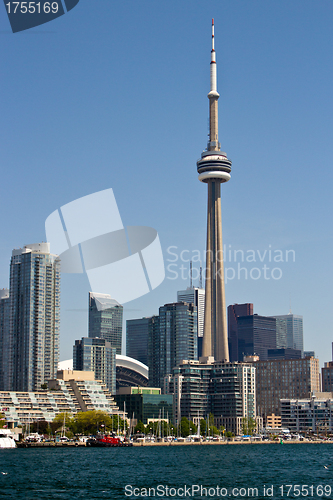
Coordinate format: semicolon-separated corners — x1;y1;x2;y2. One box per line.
73;337;116;394
146;303;197;389
177;287;205;357
88;292;123;355
126;317;150;366
8;243;60;392
197;20;232;362
227;303;253;362
275;317;287;349
236;315;276;361
164;359;256;435
0;289;10;391
270;314;303;356
322;349;333;392
254;357;320;421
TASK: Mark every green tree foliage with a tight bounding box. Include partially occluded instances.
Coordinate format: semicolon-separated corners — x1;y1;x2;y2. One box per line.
52;412;73;434
52;410;127;436
0;413;6;429
179;417;197;437
241;417;256;436
134;420;145;434
225;431;235;438
145;420;171;437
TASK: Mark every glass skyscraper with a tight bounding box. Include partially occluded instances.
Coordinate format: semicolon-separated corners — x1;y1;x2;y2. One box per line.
88;292;123;355
0;289;10;391
271;314;304;356
126;317;150;366
148;302;197;388
8;243;60;392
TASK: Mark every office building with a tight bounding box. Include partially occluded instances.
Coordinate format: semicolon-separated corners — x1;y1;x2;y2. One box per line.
177;287;205;358
236;315;276;361
73;337;116;394
270;314;303;356
164;359;256;435
0;289;10;391
275;317;287;349
228;303;253;362
8;243;60;392
254;357;320;421
149;302;197;389
196;21;232;362
88;292;123;354
115;387;173;424
126;317;150;366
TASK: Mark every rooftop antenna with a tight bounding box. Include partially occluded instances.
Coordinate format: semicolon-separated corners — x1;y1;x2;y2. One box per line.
199;263;203;289
288;295;292;315
190;261;193;288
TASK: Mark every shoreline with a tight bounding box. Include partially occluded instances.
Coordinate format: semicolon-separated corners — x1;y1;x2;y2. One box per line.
14;439;333;448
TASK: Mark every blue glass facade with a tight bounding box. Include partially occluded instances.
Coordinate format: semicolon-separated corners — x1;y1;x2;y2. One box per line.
88;292;123;355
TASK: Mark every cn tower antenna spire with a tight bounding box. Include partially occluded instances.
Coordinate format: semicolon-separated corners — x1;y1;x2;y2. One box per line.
208;18;220;151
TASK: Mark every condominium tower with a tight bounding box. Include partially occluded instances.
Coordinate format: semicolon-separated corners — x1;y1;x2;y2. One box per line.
177;287;205;357
8;243;60;391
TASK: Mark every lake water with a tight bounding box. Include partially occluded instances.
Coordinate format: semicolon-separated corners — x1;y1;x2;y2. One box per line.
0;444;332;499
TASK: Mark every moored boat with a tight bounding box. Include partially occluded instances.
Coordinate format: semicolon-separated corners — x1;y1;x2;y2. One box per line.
86;434;133;447
0;429;17;449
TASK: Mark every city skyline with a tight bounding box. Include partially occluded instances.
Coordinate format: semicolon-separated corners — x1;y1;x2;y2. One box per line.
1;2;333;367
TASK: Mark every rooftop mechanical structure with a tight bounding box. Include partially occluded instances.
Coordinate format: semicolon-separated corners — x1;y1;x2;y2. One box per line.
197;20;232;362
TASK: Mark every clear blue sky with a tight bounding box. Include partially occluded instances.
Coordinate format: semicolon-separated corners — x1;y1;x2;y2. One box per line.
1;1;333;367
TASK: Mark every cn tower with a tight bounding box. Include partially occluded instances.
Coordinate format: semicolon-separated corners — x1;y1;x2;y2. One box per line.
197;20;231;362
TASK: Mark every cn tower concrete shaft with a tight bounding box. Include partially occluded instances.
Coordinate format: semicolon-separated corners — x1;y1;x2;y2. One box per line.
197;20;232;362
203;181;228;361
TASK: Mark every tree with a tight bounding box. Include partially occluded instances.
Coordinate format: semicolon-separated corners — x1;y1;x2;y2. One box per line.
225;431;235;439
241;417;256;436
0;413;6;429
52;412;74;436
134;420;145;434
179;417;196;437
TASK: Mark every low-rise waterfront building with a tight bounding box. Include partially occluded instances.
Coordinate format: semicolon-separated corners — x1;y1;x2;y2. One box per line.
0;370;121;427
281;393;333;433
266;413;281;428
114;386;173;424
